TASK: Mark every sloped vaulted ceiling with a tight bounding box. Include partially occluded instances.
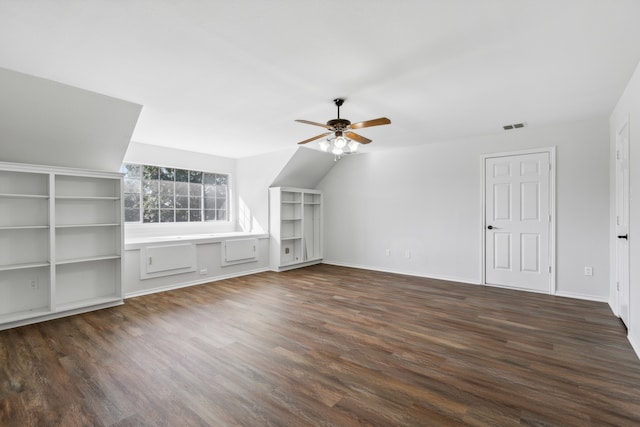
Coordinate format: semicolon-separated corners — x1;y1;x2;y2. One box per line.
0;67;141;172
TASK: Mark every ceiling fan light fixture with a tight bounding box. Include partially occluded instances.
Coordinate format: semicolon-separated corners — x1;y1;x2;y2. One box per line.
348;140;359;152
331;145;344;156
334;136;347;148
319;140;330;152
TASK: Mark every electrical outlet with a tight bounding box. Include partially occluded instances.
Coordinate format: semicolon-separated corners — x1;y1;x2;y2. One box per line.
405;250;411;259
385;249;390;256
584;267;593;276
199;269;208;275
285;247;290;254
29;278;39;290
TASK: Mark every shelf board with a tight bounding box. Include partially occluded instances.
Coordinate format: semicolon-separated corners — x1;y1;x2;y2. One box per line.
0;261;50;272
56;223;120;229
55;195;120;201
0;193;48;199
56;255;121;265
304;202;321;205
282;236;302;241
0;307;52;324
281;217;302;221
55;295;122;313
0;225;49;230
281;200;301;204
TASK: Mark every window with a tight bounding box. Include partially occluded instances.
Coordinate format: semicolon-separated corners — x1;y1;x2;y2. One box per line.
121;164;229;223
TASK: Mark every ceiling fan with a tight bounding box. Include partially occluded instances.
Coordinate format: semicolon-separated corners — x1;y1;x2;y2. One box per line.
295;98;391;155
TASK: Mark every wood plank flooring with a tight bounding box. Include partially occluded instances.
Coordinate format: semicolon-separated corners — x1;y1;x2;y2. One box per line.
1;264;640;426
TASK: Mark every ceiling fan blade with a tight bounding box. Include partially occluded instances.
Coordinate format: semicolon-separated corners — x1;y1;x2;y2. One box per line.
295;119;332;129
349;117;391;130
345;132;372;144
297;132;331;145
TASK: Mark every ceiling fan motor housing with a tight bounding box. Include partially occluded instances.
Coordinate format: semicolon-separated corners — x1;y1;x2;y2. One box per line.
326;118;351;131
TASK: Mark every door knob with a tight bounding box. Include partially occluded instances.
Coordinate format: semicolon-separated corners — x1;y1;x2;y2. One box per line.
487;225;494;230
618;234;628;239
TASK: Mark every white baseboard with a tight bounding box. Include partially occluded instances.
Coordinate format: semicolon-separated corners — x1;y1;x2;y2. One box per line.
553;291;608;303
124;267;270;299
321;260;480;286
628;331;640;361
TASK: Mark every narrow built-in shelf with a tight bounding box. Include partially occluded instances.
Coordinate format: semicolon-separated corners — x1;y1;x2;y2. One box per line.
56;223;120;229
282;236;302;241
55;196;120;201
0;193;49;199
281;217;302;221
55;255;120;265
0;225;49;230
0;262;50;272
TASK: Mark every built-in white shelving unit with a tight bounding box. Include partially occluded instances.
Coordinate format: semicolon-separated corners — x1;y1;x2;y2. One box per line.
0;162;124;330
269;187;322;271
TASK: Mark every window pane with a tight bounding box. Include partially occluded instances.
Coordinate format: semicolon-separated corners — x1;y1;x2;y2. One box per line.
204;184;216;197
176;210;188;222
216;198;227;210
190;197;201;209
176;169;189;182
124;178;140;194
143;209;159;223
159;167;175;181
160;209;174;222
123;164;141;178
204;210;216;221
124;194;140;209
189;171;202;184
189;183;202;197
175;182;188;196
217;210;227;221
189;210;201;222
125;208;140;222
176;196;188;209
203;173;216;185
216;174;228;185
204;198;216;210
143;165;159;180
216;186;227;198
142;180;159;197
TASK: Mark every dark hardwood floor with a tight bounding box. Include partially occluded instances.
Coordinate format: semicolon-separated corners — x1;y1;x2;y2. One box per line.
1;264;639;426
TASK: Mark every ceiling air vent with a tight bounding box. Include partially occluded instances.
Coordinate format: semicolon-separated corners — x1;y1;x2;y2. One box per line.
503;122;527;130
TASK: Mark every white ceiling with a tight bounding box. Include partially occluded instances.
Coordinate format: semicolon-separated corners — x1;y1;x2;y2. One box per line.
1;0;640;159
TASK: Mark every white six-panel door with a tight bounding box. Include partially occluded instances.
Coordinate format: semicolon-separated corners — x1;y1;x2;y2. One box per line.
615;122;630;327
485;151;552;293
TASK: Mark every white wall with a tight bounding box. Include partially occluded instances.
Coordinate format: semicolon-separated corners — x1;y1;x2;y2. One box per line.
236;147;297;233
317;118;610;300
610;60;640;356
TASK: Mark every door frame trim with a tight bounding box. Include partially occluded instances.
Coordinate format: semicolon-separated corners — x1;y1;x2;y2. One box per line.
481;147;557;294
